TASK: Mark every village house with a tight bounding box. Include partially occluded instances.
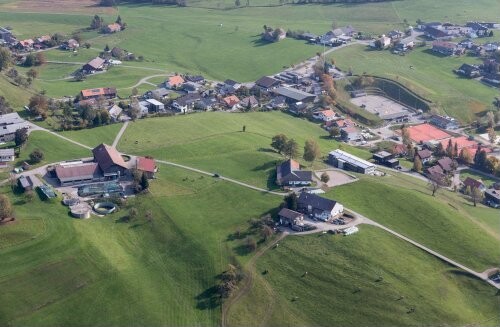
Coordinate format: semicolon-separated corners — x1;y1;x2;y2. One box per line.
60;38;79;50
313;109;336;122
417;149;433;164
426;165;447;184
223;95;240;110
80;87;117;100
182;81;202;93
145;99;165;112
484;188;500;207
278;208;304;228
0;148;15;166
276;159;312;186
432;41;463;56
107;104;123;122
185;75;205;83
462;177;486;192
266;96;286;110
0;112;28;142
328;149;375;174
436;157;455;174
341;126;361;142
466;22;489;37
104;23;122;34
254;76;281;91
297;192;343;221
387;30;404;41
273;87;315;114
172;93;202;113
166;75;185;89
239;96;259;110
83;57;106;73
136;156;158;179
196;97;219;111
454;63;481;78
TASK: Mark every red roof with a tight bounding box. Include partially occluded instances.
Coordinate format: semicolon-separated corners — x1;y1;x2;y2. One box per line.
137;157;157;173
318;109;335;117
81;87;116;98
107;23;122;33
406;123;450;143
168;75;185;87
439;136;491;157
223;95;240;107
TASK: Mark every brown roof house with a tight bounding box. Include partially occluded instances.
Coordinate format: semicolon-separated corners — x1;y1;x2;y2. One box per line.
462;177;486;192
55;162;102;186
104;23;122;34
276;159;312;186
278;208;304;227
92;143;128;178
83;57;106;73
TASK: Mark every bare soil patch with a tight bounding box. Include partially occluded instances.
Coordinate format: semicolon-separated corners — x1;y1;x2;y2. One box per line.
0;0;117;14
315;169;356;188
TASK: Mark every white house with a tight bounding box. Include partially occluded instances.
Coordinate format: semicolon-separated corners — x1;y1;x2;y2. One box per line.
297;192;344;221
0;148;15;165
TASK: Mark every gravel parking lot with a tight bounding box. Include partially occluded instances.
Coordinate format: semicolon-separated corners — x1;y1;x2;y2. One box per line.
315;169;357;187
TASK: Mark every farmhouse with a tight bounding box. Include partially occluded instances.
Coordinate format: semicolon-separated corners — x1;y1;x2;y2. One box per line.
166;75;185;89
0;148;15;165
104;23;122;34
55;162;102;186
136;156;158;179
328;149;375;174
92;143;128;178
278;208;304;227
297;192;343;221
255;76;281;91
276;159;312;186
80;87;117;100
83;57;106;73
462;177;486;192
417;149;433;164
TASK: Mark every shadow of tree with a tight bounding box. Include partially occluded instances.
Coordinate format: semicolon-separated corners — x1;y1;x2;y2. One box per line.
195;285;222;310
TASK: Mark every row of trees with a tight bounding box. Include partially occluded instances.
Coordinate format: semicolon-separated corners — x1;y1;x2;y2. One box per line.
271;134;321;164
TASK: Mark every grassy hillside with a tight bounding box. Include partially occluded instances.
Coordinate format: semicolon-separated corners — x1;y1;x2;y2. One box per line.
0;75;34;109
0;165;280;326
118;112;369;189
331;44;498;123
327;173;500;271
228;227;500;327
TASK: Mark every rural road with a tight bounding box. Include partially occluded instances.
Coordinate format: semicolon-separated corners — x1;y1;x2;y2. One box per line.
112;121;129;148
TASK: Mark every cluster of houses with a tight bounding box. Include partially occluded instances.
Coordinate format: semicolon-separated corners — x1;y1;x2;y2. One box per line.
454;60;500;87
462;176;500;208
369;29;415;53
421;21;497;41
0;26;80;53
313;108;371;142
302;25;357;46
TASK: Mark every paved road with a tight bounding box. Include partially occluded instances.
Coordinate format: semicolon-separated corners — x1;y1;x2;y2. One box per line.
112;121;129;148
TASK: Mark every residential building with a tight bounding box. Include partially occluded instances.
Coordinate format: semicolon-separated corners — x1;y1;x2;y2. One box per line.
417;149;433;164
80;87;117;100
462;177;486;192
373;151;399;168
254;76;281;91
0;148;14;165
83;57;106;73
273;87;315;105
223;79;241;90
429;115;459;130
0;27;14;43
340;126;361;141
313;109;336;122
484;188;500;206
266;96;286;110
328;149;376;174
185;75;205;83
278;208;304;227
172;93;202;113
223;95;240;109
432;41;462;56
297;192;343;221
104;23;122;34
437;157;455;173
166;75;185;89
145;99;165;112
92;143;128;178
455;63;481;78
107;104;122;122
239;96;258;109
0;112;28;142
276;159;312;186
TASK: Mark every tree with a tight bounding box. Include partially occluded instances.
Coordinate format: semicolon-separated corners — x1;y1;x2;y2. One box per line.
27;68;38;79
467;186;484;207
128;207;138;222
428;174;443;196
459;148;473;165
261;225;273;241
284;193;298;211
35;52;46;66
145;210;153;225
90;15;104;30
320;172;330;183
283;139;299;159
116;15;122;25
131;87;138;96
401;126;411;146
0;194;13;221
245;236;257;252
24;53;35;67
74;71;86;82
28;94;48;118
235;0;241;6
14;127;28;148
29;149;44;163
24;190;34;203
303;139;320;164
0;47;11;72
488;127;497;144
445;139;454;158
104;44;110;52
242;125;246;132
434;142;445;157
413;155;423;172
140;173;150;191
271;134;288;154
329;127;340;138
474;150;487;170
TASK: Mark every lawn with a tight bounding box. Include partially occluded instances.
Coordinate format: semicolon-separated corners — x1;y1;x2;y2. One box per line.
331;44;499;123
0;164;281;326
460;168;498;187
117;111;370;189
228;226;500;327
326;172;500;271
16;131;89;167
59;123;123;148
0;75;35;110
